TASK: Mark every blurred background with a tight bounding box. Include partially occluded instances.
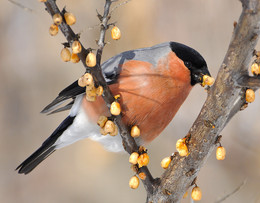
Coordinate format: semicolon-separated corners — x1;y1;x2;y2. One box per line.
1;0;260;202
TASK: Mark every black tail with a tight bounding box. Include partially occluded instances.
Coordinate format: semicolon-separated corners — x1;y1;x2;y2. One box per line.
16;115;76;174
16;146;56;174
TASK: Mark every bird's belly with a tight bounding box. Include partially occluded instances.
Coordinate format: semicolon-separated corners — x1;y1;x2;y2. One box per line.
55;106;124;152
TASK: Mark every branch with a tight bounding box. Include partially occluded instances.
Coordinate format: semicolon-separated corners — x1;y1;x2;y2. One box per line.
236;75;260;88
43;0;155;194
147;0;260;202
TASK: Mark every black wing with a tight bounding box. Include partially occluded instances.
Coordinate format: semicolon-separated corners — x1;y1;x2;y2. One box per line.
41;80;85;114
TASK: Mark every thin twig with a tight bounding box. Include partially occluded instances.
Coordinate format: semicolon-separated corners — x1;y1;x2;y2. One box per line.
110;0;132;16
215;179;247;203
8;0;35;13
43;0;155;194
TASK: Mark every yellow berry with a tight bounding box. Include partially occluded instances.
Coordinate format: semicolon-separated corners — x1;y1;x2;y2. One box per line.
49;24;58;36
97;116;108;128
78;76;85;87
110;101;121;115
71;53;80;63
109;124;118;136
78;73;94;87
86;86;97;102
114;94;121;100
71;41;82;54
84;73;94;86
96;86;103;96
129;152;139;165
202;75;215;86
86;92;96;102
216;146;226;160
60;47;71;62
100;127;108;136
183;191;188;199
191;186;202;201
86;52;96;67
176;139;189;157
64;12;76;26
111;26;121;40
129;175;139;189
104;120;116;134
39;0;47;2
137;153;149;168
53;13;63;25
138;172;146;180
246;89;255;103
130;125;140;138
251;63;260;75
160;157;171;169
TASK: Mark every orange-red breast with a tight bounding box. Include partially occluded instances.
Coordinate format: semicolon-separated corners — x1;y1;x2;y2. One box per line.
16;42;211;174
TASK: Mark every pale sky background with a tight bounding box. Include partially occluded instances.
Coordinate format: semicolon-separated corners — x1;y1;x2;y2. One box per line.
1;0;260;203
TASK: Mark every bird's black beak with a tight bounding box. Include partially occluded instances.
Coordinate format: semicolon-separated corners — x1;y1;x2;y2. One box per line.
190;66;212;86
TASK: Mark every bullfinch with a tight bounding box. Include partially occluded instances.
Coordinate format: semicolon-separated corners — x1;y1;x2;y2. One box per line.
16;41;211;174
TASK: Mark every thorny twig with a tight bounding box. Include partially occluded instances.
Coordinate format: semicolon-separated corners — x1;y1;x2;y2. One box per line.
43;0;155;194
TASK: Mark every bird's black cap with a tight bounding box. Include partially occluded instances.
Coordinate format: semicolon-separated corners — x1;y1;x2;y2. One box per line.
170;42;210;86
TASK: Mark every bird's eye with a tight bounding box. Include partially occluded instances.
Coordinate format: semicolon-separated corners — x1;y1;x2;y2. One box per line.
184;61;192;67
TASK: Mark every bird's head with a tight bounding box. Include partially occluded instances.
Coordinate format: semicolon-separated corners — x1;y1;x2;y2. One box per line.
170;42;211;86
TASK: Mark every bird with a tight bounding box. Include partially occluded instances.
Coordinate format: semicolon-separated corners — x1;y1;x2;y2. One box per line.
16;41;211;174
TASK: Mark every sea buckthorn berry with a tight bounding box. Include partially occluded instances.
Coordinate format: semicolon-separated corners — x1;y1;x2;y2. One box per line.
78;76;85;87
53;13;63;25
129;175;139;189
78;73;94;87
104;120;116;134
131;125;140;138
83;73;94;86
176;139;189;157
49;24;58;36
97;116;108;128
86;92;96;102
245;89;255;103
60;47;71;62
111;26;121;40
100;127;107;136
216;146;226;160
138;172;146;180
71;53;80;63
64;12;76;25
39;0;47;2
183;191;188;199
130;164;138;173
191;186;202;201
202;75;215;86
251;63;260;75
71;41;82;54
161;157;171;169
96;86;103;96
114;94;121;100
110;101;121;116
86;52;96;67
129;152;139;165
109;124;118;136
137;153;149;168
